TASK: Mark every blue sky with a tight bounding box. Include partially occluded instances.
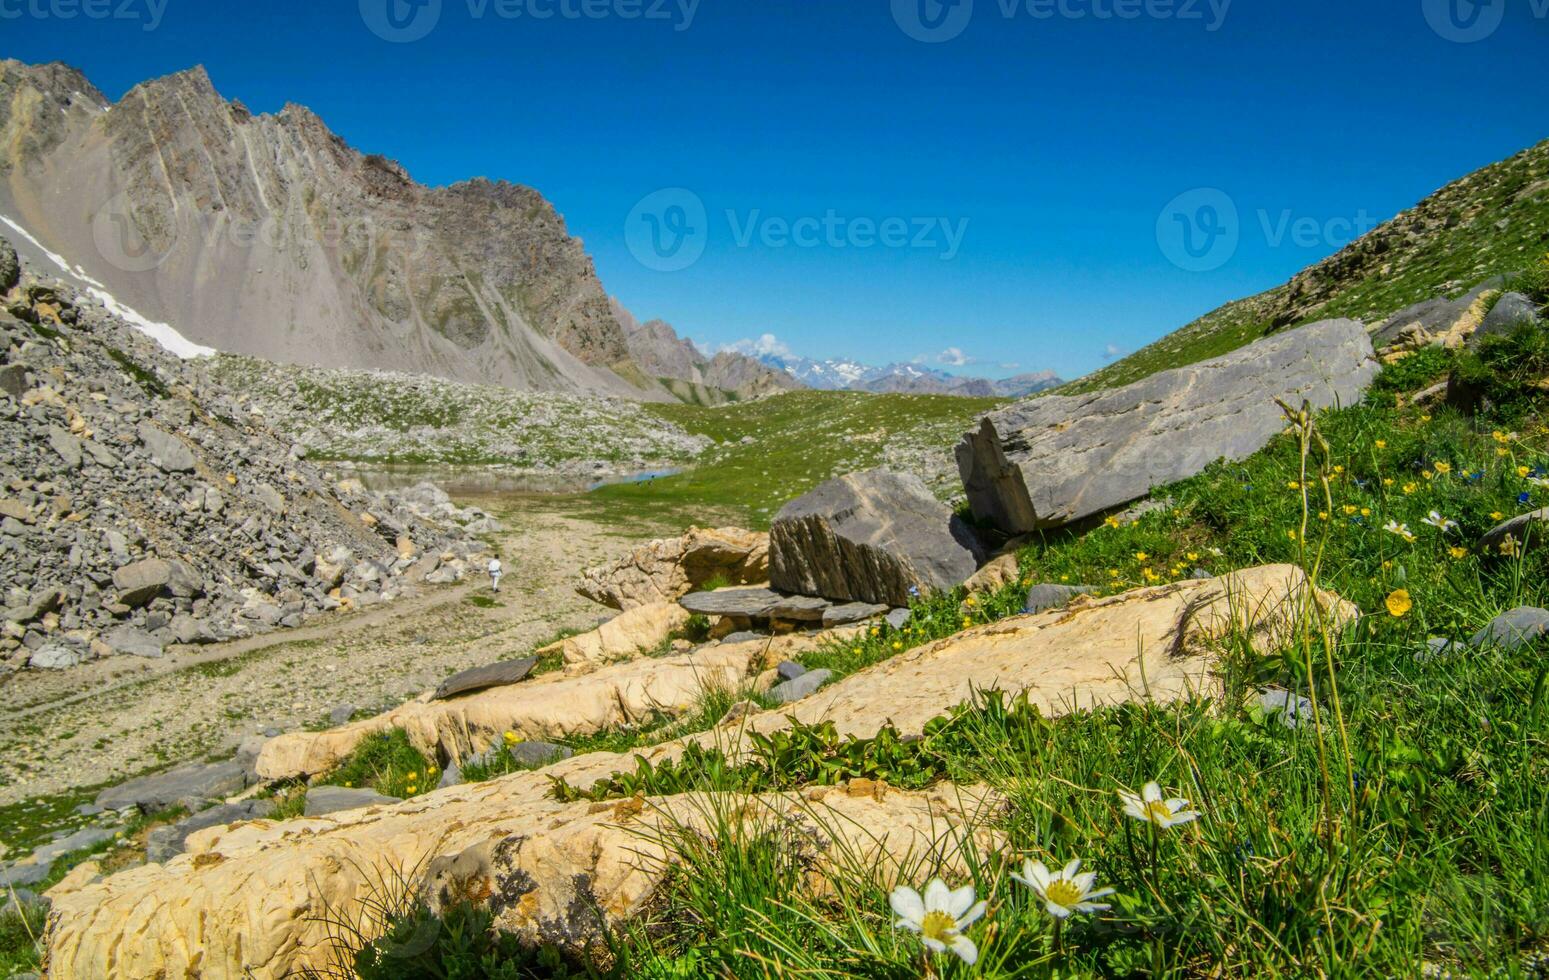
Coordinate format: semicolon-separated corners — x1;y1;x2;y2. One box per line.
4;0;1547;380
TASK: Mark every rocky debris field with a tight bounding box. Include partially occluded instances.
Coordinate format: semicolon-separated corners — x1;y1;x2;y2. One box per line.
0;238;492;675
204;354;710;472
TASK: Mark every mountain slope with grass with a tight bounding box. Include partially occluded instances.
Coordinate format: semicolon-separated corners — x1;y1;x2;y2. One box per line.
1067;138;1549;395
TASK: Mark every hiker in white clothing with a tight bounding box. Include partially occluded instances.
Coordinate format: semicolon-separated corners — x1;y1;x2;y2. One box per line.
488;556;503;593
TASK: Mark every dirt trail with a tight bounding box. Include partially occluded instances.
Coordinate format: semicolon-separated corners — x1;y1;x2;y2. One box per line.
0;495;676;806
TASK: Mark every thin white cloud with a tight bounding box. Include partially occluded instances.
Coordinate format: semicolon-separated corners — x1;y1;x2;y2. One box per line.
1102;343;1125;360
935;347;977;367
723;333;794;358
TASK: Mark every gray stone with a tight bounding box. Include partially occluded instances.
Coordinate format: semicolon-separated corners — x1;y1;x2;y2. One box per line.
766;594;832;622
0;859;51;888
718;631;766;645
777;660;808;682
29;826;115;867
1470;607;1549;652
327;703;358;727
822;601;889;627
303;785;401;817
1023;584;1096;615
145;800;275;863
113;557;172;607
886;608;911;630
95;759;252;812
103;625;164;659
1479;508;1549;554
0;363;27;399
1470;291;1542;347
1371;279;1503;349
1417;636;1465;664
432;657;539;701
46;425;82;469
506;741;575;768
770;469;984;607
0;235;18;293
437;764;462;789
769;668;834;704
255;483;286;514
169;614;214;645
680;587;783;619
957;319;1379;533
137;422;196;472
163;560;204;598
8;585;64;623
28;643;83;670
1258;689;1317;730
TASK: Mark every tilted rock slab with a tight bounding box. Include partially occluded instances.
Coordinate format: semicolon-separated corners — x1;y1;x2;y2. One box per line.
538;600;691;668
769;469;984;606
45;767;999;979
577;526;769;610
956;319;1379;533
256;643;763;780
699;564;1356;743
45;565;1347;978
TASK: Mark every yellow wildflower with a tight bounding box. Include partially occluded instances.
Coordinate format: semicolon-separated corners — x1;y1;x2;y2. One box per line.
1403;483;1418;494
1497;447;1510;457
1490;512;1504;521
1420;414;1432;423
1361;508;1372;517
1383;478;1395;487
1186;552;1199;561
1343;505;1358;516
1519;466;1532;479
1449;546;1468;559
1433;462;1451;475
1385;589;1413;618
1375;440;1388;450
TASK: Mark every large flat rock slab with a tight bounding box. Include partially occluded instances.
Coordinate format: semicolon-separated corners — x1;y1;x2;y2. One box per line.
577;527;769;611
956;319;1379;533
769;469;983;606
432;657;539;701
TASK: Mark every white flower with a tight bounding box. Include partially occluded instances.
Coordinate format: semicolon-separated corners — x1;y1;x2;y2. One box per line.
1383;520;1415;542
1529;476;1549;489
889;878;986;965
1422;511;1459;532
1119;781;1200;829
1011;858;1115;919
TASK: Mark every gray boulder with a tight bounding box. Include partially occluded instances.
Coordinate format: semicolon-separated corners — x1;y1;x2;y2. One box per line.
769;469;984;606
103;625;164;659
137;422;196;473
1370;280;1502;350
113;557;173;607
1470;607;1549;652
145;800;275;863
680;587;784;619
957;319;1378;533
506;741;575;768
0;235;18;293
304;786;401;817
29;826;116;867
1470;291;1542;347
432;657;539;701
1023;584;1096;615
46;425;82;469
95;759;252;812
770;668;834;704
0;362;27;399
0;859;51;888
1479;508;1548;554
777;660;807;682
885;608;911;630
28;643;84;670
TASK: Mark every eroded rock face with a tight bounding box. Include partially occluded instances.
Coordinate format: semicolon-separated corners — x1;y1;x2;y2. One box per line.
956;320;1379;533
1371;280;1501;353
577;527;769;610
769;469;983;606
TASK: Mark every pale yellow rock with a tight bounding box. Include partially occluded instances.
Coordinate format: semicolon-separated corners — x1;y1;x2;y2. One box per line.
577;527;769;610
541;600;692;669
256;644;762;779
46;565;1351;979
963;553;1020;594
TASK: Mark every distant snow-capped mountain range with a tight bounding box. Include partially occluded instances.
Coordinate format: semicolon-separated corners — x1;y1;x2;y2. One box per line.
751;353;1063;398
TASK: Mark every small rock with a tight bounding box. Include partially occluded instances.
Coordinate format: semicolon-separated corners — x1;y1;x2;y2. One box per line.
303;786;401;817
1024;584;1095;615
822;601;889;627
137;422;196;472
769;668;834;704
1470;607;1549;652
506;741;575;768
432;657;540;701
327;703;358;727
112;557;173;608
102;625;164;659
776;660;807;682
885;608;910;630
28;643;84;670
1257;689;1317;730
